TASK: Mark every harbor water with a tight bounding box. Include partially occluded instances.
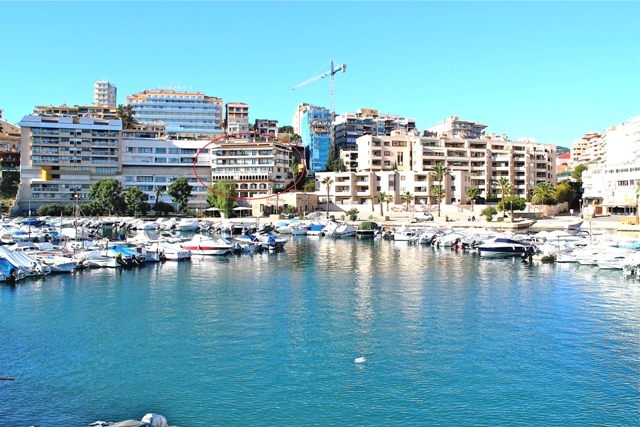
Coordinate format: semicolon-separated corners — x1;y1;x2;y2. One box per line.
1;237;639;426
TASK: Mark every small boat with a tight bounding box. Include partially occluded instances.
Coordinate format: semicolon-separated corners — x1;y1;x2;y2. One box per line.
181;235;234;256
176;218;200;232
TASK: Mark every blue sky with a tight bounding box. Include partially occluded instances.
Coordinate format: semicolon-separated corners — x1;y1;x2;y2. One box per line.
1;1;638;148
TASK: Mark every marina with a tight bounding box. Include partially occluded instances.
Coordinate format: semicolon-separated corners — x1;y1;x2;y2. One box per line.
1;222;639;426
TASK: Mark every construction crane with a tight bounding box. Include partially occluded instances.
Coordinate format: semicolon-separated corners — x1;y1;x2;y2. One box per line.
292;60;346;119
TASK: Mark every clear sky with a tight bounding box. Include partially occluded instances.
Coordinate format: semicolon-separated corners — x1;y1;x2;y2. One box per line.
1;1;638;148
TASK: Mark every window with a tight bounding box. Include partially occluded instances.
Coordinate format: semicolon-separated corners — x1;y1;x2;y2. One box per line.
168;148;179;154
137;147;152;153
155;147;167;154
155;157;166;163
384;151;391;156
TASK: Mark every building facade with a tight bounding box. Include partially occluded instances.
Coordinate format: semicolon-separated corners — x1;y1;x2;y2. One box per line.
423;116;488;140
16;115;122;212
210;136;294;200
333;108;416;151
315;129;557;208
225;102;249;134
254;119;278;137
33;104;118;121
121;127;212;210
94;81;117;107
298;104;331;173
127;89;224;138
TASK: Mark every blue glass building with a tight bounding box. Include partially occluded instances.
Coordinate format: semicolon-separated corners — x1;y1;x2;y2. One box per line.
300;105;331;173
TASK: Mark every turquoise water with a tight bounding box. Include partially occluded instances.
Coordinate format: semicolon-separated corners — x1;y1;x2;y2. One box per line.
1;238;639;426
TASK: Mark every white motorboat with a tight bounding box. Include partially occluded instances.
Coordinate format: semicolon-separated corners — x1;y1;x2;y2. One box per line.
331;224;356;238
34;254;77;273
477;237;530;258
176;218;200;232
147;241;191;261
181;235;234;256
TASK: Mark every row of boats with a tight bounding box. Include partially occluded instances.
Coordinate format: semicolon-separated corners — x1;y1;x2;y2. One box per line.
3;215;640;283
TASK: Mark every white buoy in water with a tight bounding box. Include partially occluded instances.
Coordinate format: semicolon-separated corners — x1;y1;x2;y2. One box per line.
354;357;366;364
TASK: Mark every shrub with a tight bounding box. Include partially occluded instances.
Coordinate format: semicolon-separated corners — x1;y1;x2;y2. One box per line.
346;208;359;221
480;206;497;221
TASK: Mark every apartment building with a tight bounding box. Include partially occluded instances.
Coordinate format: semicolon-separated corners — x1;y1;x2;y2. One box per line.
315;129;557;208
225;102;249;134
16;115;122;212
581;116;640;215
94;81;117;107
33;104;118;120
254;119;278;137
423;116;488;139
210;135;294;199
333;108;416;150
127;89;224;138
121;127;212;209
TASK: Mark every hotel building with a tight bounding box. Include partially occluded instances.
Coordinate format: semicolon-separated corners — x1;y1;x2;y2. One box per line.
127;89;224;138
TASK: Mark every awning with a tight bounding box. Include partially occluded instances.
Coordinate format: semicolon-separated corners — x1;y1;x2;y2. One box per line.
233;207;252;211
204;207;219;211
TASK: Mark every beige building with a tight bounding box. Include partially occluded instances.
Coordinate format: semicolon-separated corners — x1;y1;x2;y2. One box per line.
423;116;488;139
315;129;557;209
225;102;249;134
16;115;122;213
210;136;294;199
33;104;119;121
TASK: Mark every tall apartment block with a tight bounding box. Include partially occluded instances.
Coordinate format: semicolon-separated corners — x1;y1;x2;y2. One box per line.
16;115;122;213
225;102;249;134
294;104;331;173
333;108;416;151
127;89;223;137
94;81;117;107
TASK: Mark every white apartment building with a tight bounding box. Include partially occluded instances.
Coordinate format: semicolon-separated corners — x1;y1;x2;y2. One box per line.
581;116;640;215
315;129;557;208
127;89;224;137
121;128;212;210
424;116;488;139
333;108;416;150
225;102;249;134
16;115;122;213
94;81;117;107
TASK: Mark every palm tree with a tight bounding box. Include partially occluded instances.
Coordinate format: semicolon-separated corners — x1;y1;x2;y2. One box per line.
429;163;450;217
320;177;334;217
465;187;479;212
376;191;388;216
153;186;164;208
367;194;377;213
400;191;414;212
495;177;512;219
430;185;445;213
531;181;556;214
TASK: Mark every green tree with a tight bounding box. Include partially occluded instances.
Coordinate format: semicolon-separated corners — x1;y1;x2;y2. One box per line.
554;182;576;204
367;194;377;213
494;177;512;219
154;201;175;216
0;172;19;199
303;179;316;193
325;141;338;171
400;191;414;212
167;177;192;213
572;164;588;182
115;104;139;130
88;179;124;214
278;125;294;134
207;180;237;219
346;208;359;221
498;196;527;221
289;158;300;178
320;176;334;217
532;181;557;206
465;187;479;212
429;163;450;217
124;187;149;217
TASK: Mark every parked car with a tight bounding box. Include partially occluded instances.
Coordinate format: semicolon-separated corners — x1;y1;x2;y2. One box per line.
413;212;434;222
